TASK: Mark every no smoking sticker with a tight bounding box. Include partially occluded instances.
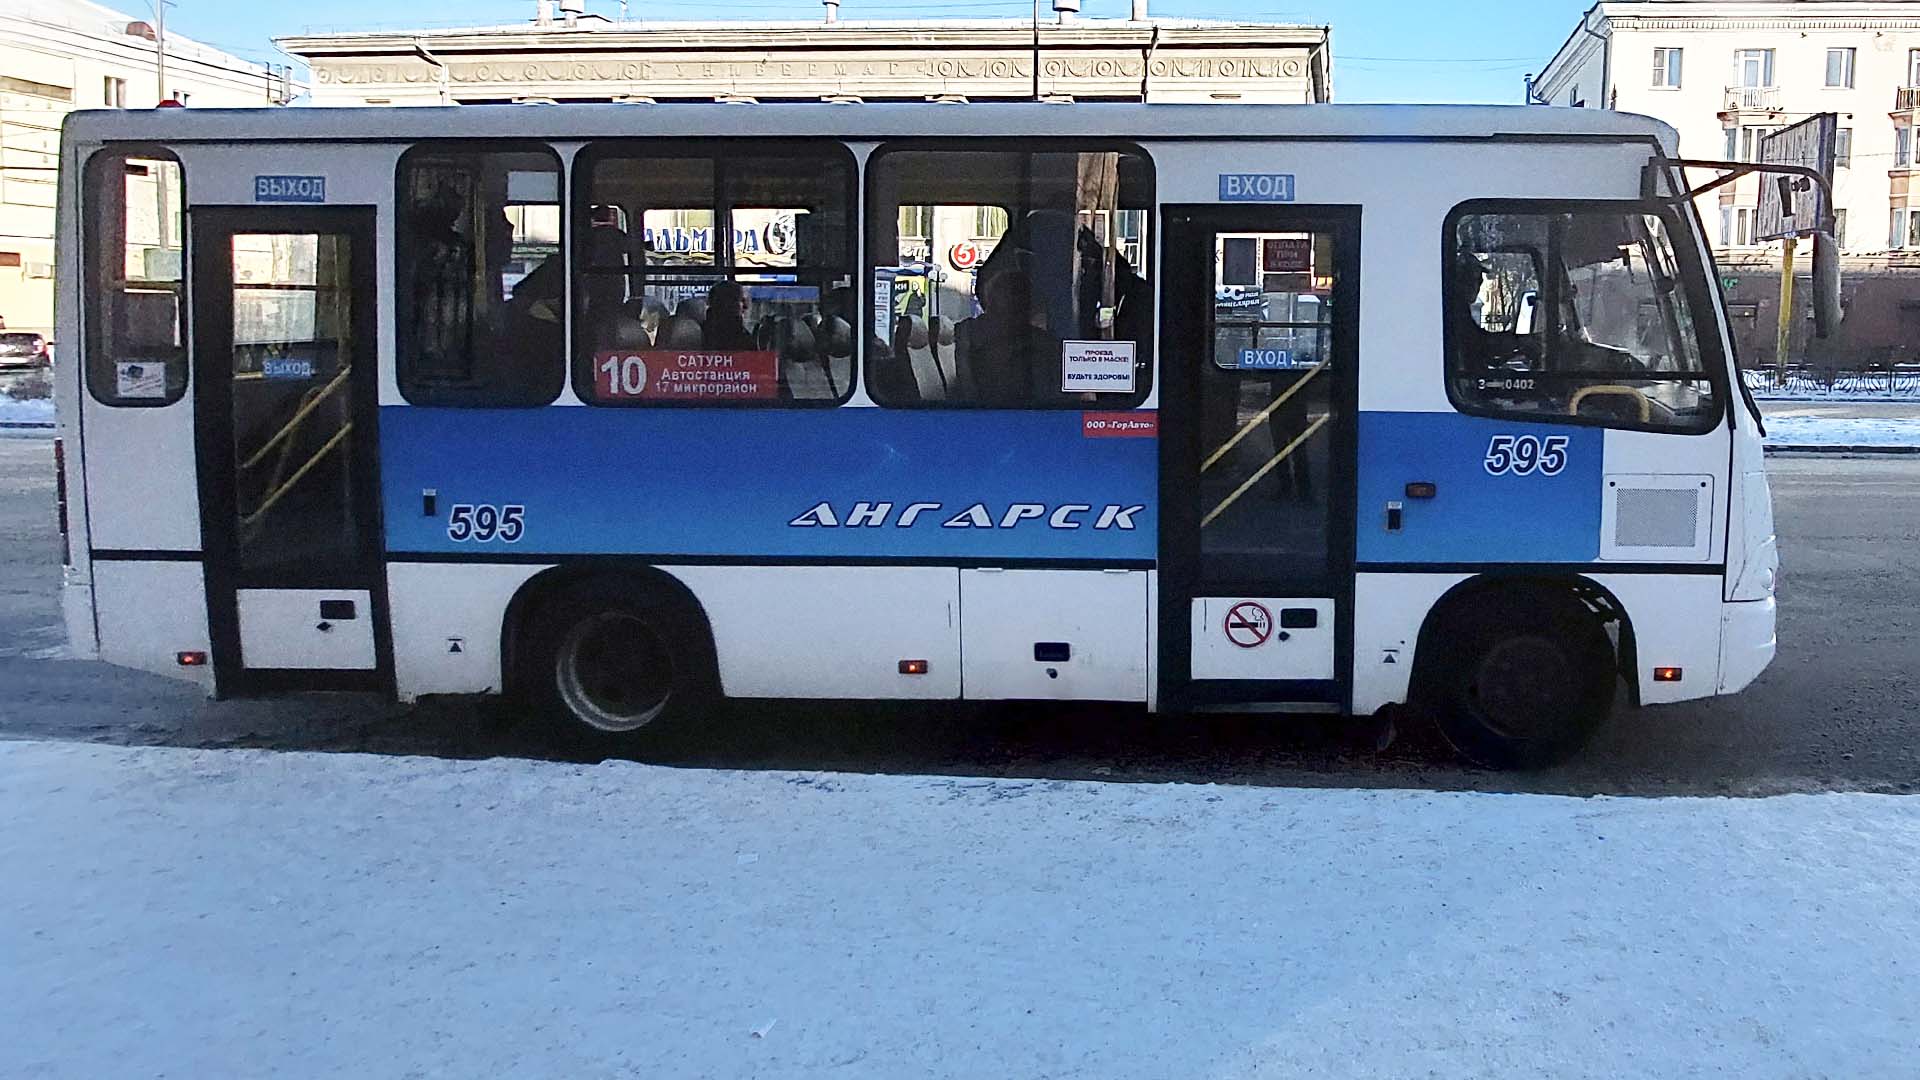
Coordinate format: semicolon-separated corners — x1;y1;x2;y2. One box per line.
1224;602;1273;649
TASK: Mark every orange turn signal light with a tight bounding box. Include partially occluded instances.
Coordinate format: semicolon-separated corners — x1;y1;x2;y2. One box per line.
898;660;929;676
1653;667;1683;683
177;651;208;667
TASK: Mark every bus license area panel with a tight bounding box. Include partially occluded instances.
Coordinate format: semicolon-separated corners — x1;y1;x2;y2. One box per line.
1359;201;1726;567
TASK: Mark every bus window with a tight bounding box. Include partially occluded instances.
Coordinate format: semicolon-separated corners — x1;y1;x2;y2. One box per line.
1445;204;1721;434
573;142;854;406
396;145;564;407
84;149;185;407
865;146;1153;408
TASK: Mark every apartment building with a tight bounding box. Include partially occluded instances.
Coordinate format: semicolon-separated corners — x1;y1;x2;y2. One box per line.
1536;1;1920;259
0;0;293;336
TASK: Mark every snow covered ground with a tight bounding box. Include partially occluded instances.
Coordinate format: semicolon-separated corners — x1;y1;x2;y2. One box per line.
1762;415;1920;450
3;741;1916;1079
0;391;52;430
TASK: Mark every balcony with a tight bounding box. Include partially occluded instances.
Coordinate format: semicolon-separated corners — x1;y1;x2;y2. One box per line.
1723;85;1781;113
1898;86;1920;112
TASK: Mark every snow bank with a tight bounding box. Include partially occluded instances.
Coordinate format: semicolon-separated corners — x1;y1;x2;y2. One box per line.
0;392;53;429
3;742;1917;1078
1763;415;1920;450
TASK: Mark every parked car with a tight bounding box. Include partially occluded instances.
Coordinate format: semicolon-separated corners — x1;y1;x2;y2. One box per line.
0;332;50;369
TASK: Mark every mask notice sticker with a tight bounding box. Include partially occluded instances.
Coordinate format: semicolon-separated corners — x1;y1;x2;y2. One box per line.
114;360;167;400
1061;340;1137;394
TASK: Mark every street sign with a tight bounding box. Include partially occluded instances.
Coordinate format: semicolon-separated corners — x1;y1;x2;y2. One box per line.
1755;114;1836;242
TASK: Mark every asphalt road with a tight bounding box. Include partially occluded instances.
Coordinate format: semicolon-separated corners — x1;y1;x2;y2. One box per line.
2;436;1916;796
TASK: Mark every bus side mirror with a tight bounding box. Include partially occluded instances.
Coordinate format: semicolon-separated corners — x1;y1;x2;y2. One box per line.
1811;230;1843;339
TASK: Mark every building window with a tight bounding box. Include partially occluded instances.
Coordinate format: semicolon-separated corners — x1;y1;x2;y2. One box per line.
1724;127;1738;160
1834;209;1848;247
103;76;127;108
396;144;565;406
1910;49;1920;88
1735;48;1775;88
866;145;1154;408
1898;126;1913;169
1446;203;1719;434
83;149;186;407
168;89;189;106
1723;206;1755;246
574;141;856;406
1895;208;1920;249
1652;47;1683;88
974;205;1010;238
1568;85;1582;107
1825;48;1855;89
1739;125;1779;163
0;75;73;101
898;205;932;241
1836;127;1853;168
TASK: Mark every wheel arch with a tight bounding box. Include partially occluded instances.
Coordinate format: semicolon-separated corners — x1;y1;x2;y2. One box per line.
1411;571;1640;708
500;562;720;701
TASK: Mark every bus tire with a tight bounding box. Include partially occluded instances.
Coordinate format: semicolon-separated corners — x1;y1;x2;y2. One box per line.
1418;592;1616;770
520;580;717;748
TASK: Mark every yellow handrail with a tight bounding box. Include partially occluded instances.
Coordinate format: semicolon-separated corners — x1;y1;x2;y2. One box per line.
242;422;352;528
1202;414;1328;529
1202;359;1327;472
239;364;352;473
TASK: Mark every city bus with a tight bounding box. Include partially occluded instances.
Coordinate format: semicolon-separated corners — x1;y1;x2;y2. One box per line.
54;102;1795;767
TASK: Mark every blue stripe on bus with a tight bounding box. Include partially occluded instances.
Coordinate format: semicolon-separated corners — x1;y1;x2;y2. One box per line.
1355;411;1603;565
378;407;1159;560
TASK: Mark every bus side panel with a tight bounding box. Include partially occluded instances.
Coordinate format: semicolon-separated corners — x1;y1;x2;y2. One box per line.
665;566;963;700
93;560;213;689
386;562;554;700
54;139;97;659
1351;572;1467;715
379;408;1157;562
1592;574;1726;704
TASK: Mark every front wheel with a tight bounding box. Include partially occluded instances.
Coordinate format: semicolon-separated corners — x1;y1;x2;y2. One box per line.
1418;594;1617;770
521;582;716;749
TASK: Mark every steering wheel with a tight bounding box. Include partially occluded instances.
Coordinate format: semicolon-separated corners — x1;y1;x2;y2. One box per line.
1569;385;1652;423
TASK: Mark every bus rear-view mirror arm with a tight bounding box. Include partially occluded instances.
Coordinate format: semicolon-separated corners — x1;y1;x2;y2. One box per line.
1650;157;1843;339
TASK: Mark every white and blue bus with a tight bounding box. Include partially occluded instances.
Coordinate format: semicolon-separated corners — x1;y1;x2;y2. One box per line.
54;103;1798;766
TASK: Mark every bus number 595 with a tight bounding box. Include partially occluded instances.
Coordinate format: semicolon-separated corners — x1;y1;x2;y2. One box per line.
447;504;526;543
1484;435;1569;477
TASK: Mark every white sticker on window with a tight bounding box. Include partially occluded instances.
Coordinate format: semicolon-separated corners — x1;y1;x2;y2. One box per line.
873;271;895;345
1061;340;1137;394
114;360;167;400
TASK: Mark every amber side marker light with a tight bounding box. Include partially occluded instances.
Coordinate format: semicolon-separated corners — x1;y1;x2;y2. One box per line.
1653;667;1684;683
177;651;209;667
898;660;930;676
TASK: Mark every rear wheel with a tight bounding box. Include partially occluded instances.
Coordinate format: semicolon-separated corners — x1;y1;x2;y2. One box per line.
521;582;716;749
1418;591;1617;770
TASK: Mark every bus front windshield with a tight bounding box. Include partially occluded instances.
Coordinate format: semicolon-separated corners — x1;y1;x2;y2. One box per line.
1447;205;1722;434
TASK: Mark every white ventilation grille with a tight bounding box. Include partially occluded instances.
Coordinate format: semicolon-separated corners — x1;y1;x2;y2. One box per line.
1601;475;1713;561
1614;487;1700;548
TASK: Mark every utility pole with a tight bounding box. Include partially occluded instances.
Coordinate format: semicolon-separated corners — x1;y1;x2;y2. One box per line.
154;0;169;103
1776;236;1797;377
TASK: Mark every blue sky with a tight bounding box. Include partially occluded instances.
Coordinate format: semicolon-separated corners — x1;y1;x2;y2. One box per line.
160;0;1586;105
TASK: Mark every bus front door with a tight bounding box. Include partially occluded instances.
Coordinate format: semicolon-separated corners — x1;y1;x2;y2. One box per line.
1159;207;1359;712
191;207;390;695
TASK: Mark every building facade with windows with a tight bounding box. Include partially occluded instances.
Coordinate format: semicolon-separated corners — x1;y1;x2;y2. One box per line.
1536;0;1920;258
0;0;295;336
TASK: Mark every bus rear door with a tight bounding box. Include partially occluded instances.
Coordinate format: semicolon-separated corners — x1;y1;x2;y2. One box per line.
190;206;391;694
